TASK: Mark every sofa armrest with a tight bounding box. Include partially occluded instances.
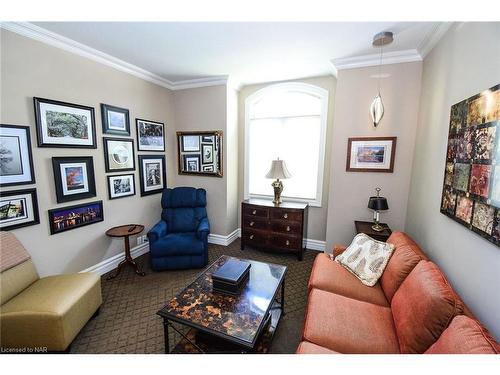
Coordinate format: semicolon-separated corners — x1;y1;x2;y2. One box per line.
332;245;347;258
196;217;210;240
147;221;168;243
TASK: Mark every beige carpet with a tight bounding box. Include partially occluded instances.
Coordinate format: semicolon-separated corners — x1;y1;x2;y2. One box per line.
71;239;316;354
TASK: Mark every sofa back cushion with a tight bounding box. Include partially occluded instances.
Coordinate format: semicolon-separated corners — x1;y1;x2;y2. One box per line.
161;187;207;233
0;259;39;305
391;260;464;353
380;232;428;302
425;315;499;354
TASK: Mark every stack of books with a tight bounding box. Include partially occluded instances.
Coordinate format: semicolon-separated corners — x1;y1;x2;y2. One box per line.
212;258;251;295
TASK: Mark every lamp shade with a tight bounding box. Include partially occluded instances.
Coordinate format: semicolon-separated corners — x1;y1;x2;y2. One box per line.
368;196;388;211
265;159;291;179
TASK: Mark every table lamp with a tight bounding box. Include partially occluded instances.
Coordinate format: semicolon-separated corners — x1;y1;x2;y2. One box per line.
265;158;291;205
367;187;389;232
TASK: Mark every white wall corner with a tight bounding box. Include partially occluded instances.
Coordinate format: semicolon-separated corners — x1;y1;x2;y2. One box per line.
417;22;454;59
331;49;422;72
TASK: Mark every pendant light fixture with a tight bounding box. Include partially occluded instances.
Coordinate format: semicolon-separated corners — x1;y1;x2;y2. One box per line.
370;31;393;128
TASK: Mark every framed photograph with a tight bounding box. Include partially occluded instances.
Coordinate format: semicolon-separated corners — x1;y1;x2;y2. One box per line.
177;131;223;177
346;137;397;172
107;174;135;200
103;137;135;172
136;118;165;152
52;156;96;203
138;155;166;196
0;188;40;231
34;97;96;148
48;200;104;235
0;124;36;187
101;104;130;136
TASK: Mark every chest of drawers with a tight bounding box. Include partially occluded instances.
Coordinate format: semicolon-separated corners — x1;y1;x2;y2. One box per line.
241;199;308;260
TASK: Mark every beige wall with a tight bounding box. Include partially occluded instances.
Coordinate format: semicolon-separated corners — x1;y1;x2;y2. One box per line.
325;62;422;250
238;76;336;241
0;30;176;276
406;23;500;339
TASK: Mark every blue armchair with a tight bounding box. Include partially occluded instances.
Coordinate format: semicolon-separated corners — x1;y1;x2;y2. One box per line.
147;187;210;271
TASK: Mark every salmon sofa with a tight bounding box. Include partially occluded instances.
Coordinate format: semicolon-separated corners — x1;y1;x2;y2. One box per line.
297;232;499;354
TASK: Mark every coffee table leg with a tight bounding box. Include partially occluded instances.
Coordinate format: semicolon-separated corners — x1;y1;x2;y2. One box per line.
281;279;286;316
163;319;170;354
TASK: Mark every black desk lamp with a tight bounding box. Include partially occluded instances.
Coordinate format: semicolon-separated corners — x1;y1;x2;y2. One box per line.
368;187;389;232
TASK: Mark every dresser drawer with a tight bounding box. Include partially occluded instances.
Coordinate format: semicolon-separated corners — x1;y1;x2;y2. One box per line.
243;216;269;231
242;229;267;246
270;208;303;222
270;220;301;235
242;205;269;219
268;234;302;250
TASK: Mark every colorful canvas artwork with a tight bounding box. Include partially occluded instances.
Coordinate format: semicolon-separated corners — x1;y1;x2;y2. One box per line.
440;84;500;247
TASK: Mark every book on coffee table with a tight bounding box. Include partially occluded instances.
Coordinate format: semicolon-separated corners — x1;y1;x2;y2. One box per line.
212;258;251;295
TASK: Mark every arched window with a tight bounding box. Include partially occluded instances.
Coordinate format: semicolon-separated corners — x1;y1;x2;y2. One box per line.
244;82;328;206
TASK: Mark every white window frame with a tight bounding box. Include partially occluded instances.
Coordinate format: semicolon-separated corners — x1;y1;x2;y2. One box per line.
244;82;329;207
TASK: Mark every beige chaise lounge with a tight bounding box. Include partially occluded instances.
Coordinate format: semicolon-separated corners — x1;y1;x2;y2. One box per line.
0;232;102;352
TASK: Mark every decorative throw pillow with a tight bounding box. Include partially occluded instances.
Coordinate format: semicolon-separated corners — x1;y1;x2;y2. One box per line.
335;233;395;286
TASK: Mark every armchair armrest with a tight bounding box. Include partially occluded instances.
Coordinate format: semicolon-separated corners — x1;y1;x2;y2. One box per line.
196;217;210;240
147;221;168;243
332;245;347;258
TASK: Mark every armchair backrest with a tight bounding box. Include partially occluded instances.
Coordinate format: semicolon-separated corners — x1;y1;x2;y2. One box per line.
161;187;207;233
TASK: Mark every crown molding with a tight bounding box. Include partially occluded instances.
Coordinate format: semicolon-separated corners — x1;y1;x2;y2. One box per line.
0;22;228;91
331;49;422;72
417;22;454;59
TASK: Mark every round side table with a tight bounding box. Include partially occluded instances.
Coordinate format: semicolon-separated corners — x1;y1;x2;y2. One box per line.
106;224;146;280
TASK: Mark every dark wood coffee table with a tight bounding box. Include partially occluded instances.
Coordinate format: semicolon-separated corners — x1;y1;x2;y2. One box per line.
157;255;287;353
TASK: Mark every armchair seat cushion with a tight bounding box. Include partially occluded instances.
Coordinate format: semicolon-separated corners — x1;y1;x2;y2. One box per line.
150;232;205;257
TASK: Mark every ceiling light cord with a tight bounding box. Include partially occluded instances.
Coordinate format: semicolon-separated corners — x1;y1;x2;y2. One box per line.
377;45;383;95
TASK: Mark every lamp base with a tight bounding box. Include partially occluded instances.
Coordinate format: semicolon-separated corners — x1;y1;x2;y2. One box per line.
271;179;283;205
371;223;386;232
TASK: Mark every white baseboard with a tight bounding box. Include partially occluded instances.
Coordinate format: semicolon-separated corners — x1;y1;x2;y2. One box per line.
208;228;241;246
80;242;149;275
303;238;326;252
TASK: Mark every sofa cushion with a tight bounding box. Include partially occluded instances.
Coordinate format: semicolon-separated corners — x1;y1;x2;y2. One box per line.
296;341;339;354
308;253;389;307
149;232;205;257
391;261;464;353
335;233;394;286
425;315;499;354
302;288;400;353
380;232;428;302
0;259;39;306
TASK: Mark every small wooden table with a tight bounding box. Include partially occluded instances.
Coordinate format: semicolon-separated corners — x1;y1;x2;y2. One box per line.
354;220;392;242
106;224;146;279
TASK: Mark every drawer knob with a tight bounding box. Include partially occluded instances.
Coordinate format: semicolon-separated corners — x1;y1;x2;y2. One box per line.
250;234;254;240
286;226;291;232
250;221;255;227
283;213;288;219
252;210;257;215
286;240;290;246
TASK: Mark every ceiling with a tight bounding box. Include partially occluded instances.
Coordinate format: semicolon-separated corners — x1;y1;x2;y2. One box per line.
30;22;443;87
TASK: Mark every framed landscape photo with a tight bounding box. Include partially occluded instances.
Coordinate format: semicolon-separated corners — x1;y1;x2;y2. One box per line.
48;200;103;235
0;188;40;231
52;156;96;203
0;124;36;187
177;131;223;177
107;173;135;200
34;97;96;148
346;137;397;173
101;104;130;136
138;155;166;196
136;118;165;152
103;137;135;172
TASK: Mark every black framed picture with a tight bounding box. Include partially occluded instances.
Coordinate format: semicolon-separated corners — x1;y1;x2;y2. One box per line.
183;154;201;172
138;155;166;196
103;137;135;172
33;97;97;148
181;134;200;152
107;173;135;200
101;104;130;136
48;200;104;235
202;144;214;164
136;118;165;152
0;124;36;187
0;188;40;231
52;156;96;203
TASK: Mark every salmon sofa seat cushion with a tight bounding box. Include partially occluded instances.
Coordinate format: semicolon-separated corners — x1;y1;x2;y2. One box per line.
296;341;339;354
425;315;499;354
308;253;389;306
391;261;464;353
303;288;400;354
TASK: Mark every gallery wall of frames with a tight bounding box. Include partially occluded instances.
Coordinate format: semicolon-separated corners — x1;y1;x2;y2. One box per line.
440;84;500;247
0;97;167;234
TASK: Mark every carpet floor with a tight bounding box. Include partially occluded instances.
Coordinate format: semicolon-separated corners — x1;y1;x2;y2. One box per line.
70;239;316;354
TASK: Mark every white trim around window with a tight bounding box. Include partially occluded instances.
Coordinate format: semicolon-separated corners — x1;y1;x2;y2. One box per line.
244;82;329;207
